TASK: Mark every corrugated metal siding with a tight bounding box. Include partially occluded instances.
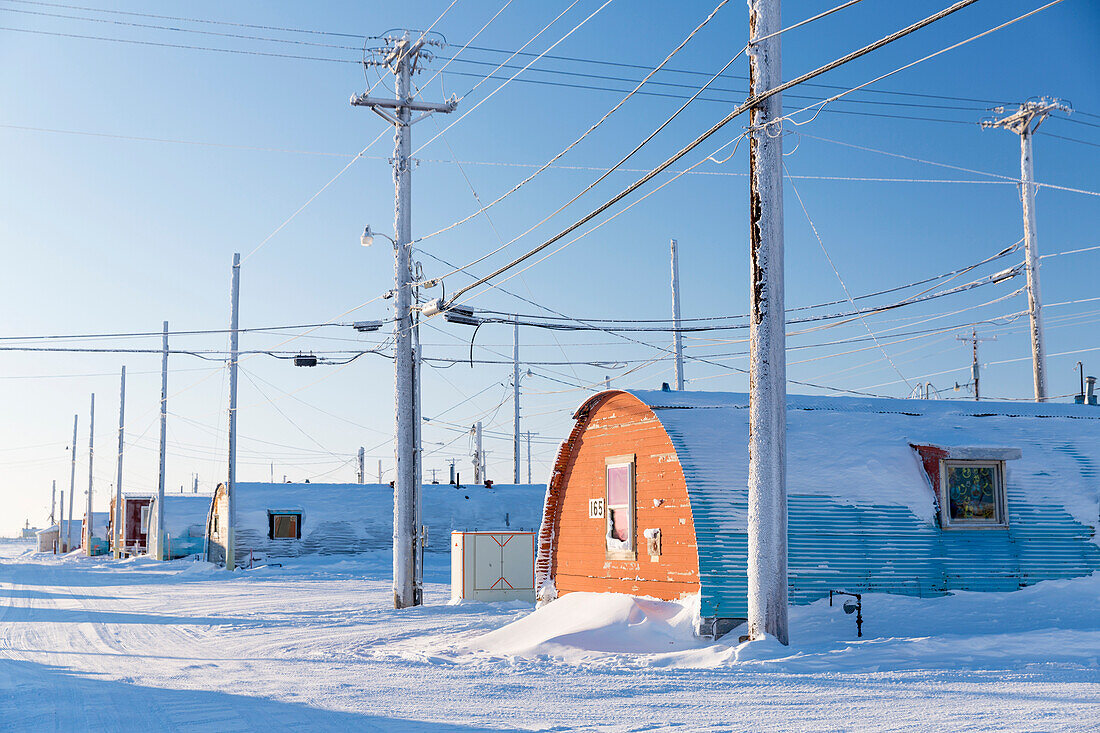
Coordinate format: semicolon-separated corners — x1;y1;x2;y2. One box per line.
695;496;1099;619
631;390;1100;621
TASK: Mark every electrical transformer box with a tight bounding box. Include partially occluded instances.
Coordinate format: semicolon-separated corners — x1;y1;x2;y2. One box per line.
451;530;536;603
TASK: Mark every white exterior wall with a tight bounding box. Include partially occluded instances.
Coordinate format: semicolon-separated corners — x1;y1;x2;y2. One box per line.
208;482;546;568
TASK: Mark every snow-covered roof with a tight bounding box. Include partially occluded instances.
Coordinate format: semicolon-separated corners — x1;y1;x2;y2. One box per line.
623;390;1100;529
151;494;213;536
83;511;110;536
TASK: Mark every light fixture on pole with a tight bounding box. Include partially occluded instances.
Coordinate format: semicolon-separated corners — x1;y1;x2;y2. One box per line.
361;224;395;248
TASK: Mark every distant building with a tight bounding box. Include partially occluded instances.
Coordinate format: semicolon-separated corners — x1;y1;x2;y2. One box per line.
35;525;58;553
82;512;110;556
147;494;212;560
536;390;1100;638
206;482;546;568
109;493;152;557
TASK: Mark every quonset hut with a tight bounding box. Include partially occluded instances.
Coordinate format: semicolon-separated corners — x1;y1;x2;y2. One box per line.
147;494;212;560
535;390;1100;637
206;482;546;567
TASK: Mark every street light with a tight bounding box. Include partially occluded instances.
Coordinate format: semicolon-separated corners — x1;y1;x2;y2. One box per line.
361;224;395;248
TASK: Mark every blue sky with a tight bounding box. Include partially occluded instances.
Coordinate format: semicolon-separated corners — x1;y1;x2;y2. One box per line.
1;0;1098;535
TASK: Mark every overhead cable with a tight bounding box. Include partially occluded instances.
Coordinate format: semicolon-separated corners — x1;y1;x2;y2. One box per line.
436;0;987;304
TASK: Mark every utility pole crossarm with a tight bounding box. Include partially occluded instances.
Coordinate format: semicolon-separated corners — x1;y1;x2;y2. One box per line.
350;94;457;115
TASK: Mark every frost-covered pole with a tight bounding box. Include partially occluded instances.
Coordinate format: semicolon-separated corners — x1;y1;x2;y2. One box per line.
513;315;521;484
50;479;56;527
412;280;424;604
526;431;532;485
746;0;789;645
358;447;365;484
227;254;241;570
671;238;685;391
156;320;168;561
982;99;1068;402
1019;127;1046;401
351;32;454;608
113;366;125;559
85;392;94;555
58;489;64;553
392;35;419;609
66;414;76;552
473;422;483;484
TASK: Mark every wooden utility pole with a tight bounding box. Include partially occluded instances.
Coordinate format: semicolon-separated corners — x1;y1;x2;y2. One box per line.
114;366;126;559
957;329;996;401
66;414;76;552
227;254;241;570
671;238;685;390
982;99;1069;402
513;315;521;484
352;32;456;608
85;393;95;554
746;0;789;646
156;321;168;561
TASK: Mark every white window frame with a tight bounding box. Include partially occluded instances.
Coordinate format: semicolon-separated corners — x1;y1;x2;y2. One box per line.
604;455;636;561
939;459;1008;528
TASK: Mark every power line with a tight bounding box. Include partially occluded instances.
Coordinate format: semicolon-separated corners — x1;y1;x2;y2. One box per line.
414;0;735;244
474;242;1019;324
0;0;367;38
438;0;991;304
0;322;362;342
9;0;1094;129
0;5;366;50
410;0;615;158
0;24;362;62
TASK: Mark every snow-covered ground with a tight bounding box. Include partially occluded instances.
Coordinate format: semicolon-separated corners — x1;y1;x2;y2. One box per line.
1;538;1098;732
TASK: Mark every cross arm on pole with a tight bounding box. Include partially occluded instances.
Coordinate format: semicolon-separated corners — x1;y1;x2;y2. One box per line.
350;94;458;114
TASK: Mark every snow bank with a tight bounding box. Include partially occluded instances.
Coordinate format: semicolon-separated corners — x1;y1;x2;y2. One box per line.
455;572;1100;672
463;592;710;663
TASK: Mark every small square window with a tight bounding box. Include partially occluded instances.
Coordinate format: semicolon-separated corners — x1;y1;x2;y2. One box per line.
269;513;301;539
605;457;635;559
941;460;1006;527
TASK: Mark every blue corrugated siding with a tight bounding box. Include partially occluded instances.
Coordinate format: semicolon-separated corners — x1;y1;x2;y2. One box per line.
697;493;1100;620
627;391;1100;621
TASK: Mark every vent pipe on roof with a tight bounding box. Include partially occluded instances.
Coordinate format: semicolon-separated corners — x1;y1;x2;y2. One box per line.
1087;375;1097;406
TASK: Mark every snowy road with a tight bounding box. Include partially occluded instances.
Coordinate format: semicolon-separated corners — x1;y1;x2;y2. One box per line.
2;540;1098;732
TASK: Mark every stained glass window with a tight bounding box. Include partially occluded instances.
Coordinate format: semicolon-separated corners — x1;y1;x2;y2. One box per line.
944;461;1004;525
605;461;634;556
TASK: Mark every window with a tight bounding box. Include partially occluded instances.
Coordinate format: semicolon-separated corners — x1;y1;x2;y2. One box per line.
140;507;149;535
941;460;1006;527
605;456;635;559
212;514;219;535
269;513;301;540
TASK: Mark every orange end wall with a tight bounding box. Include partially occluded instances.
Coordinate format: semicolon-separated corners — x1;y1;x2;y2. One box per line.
547;392;699;600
